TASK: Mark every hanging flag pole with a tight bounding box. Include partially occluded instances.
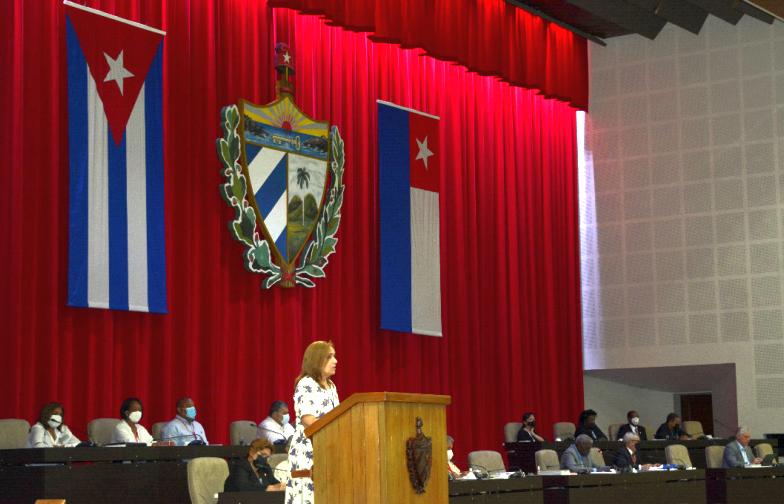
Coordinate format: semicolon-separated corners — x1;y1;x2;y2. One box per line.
63;1;166;36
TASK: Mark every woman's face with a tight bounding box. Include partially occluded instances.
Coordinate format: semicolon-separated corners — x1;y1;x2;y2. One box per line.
322;348;337;379
51;407;63;419
128;401;142;414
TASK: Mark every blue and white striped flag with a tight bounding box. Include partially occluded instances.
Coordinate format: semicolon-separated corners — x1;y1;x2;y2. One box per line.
65;1;167;313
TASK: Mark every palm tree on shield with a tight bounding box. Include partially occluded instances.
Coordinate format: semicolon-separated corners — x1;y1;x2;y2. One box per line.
296;167;310;225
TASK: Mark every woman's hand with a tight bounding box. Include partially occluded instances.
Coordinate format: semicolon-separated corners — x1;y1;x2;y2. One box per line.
301;415;316;428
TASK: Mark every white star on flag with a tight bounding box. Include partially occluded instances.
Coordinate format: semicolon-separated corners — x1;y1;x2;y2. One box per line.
103;50;134;95
415;136;434;169
283;52;292;63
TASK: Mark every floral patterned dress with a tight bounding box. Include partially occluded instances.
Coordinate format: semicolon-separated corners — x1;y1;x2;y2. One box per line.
285;376;339;504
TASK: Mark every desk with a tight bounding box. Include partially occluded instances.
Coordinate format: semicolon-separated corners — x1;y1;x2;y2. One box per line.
505;439;777;471
449;478;544;504
218;491;285;503
706;466;784;504
0;446;248;504
542;470;705;504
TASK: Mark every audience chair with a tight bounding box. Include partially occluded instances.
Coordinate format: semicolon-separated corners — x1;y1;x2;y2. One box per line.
467;450;506;474
535;449;560;472
682;421;704;438
665;444;693;468
0;419;31;449
754;443;773;459
504;422;523;443
34;500;66;504
553;422;576;440
607;423;624;441
268;453;289;485
151;422;166;442
229;420;258;445
187;457;229;504
705;445;725;468
589;447;606;467
87;418;121;446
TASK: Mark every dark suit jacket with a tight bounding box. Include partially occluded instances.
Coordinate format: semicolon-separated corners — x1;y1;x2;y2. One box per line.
224;458;280;492
516;428;542;442
655;423;686;440
575;424;607;441
613;447;640;470
617;423;648;441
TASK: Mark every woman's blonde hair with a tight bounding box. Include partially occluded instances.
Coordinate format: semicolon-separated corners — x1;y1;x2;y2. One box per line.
295;340;335;389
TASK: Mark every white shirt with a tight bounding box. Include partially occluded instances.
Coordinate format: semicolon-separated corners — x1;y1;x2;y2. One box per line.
110;420;154;446
27;423;81;448
160;415;209;446
257;416;295;444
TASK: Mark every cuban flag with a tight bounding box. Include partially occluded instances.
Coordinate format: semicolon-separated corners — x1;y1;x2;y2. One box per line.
378;101;442;336
65;1;167;313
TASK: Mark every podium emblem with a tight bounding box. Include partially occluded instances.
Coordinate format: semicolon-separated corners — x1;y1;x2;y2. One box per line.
406;417;432;494
216;43;345;288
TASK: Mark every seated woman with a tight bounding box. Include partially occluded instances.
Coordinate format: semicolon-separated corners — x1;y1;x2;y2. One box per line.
225;438;285;492
447;435;469;479
27;402;81;448
110;397;155;445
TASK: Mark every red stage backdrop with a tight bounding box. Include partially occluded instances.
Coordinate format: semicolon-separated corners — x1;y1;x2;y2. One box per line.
0;0;585;463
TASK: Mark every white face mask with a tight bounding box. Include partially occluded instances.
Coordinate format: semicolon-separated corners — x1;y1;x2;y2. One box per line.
447;449;454;461
128;411;143;424
48;414;63;429
631;417;640;426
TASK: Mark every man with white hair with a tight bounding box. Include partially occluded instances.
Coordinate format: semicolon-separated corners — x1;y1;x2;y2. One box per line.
722;426;762;468
614;432;653;471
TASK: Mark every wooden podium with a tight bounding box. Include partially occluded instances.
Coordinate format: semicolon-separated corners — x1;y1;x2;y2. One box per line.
305;392;451;503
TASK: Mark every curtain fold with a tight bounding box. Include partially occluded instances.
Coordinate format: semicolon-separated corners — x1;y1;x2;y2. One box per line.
0;0;583;463
269;0;589;109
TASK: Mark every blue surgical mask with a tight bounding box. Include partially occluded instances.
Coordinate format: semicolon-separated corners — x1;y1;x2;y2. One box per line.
185;406;197;420
282;413;290;425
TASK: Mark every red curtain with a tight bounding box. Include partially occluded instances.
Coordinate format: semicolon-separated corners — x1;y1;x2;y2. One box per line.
269;0;589;109
0;0;584;465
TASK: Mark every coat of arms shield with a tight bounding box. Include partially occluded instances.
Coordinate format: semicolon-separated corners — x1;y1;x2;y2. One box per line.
216;43;345;289
238;96;329;268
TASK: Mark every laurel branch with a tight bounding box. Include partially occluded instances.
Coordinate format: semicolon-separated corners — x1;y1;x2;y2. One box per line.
216;105;344;289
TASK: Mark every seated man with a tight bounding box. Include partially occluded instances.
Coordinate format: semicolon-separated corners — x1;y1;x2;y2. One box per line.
160;397;209;446
654;413;689;440
616;410;648;441
614;432;653;471
560;434;595;474
257;400;295;445
722;426;762;468
517;412;546;442
575;409;607;441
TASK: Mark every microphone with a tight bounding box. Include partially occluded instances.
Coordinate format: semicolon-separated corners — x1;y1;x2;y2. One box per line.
470;464;491;479
155;433;206;445
257;425;290;445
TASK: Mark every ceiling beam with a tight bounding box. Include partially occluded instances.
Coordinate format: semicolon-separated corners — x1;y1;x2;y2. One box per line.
656;0;710;34
734;1;775;23
566;0;667;39
505;0;608;46
741;0;784;21
684;0;744;24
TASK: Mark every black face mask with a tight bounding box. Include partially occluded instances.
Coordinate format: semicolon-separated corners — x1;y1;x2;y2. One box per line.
527;421;536;427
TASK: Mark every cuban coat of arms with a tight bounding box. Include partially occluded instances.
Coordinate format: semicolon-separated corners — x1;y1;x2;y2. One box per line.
216;43;345;288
